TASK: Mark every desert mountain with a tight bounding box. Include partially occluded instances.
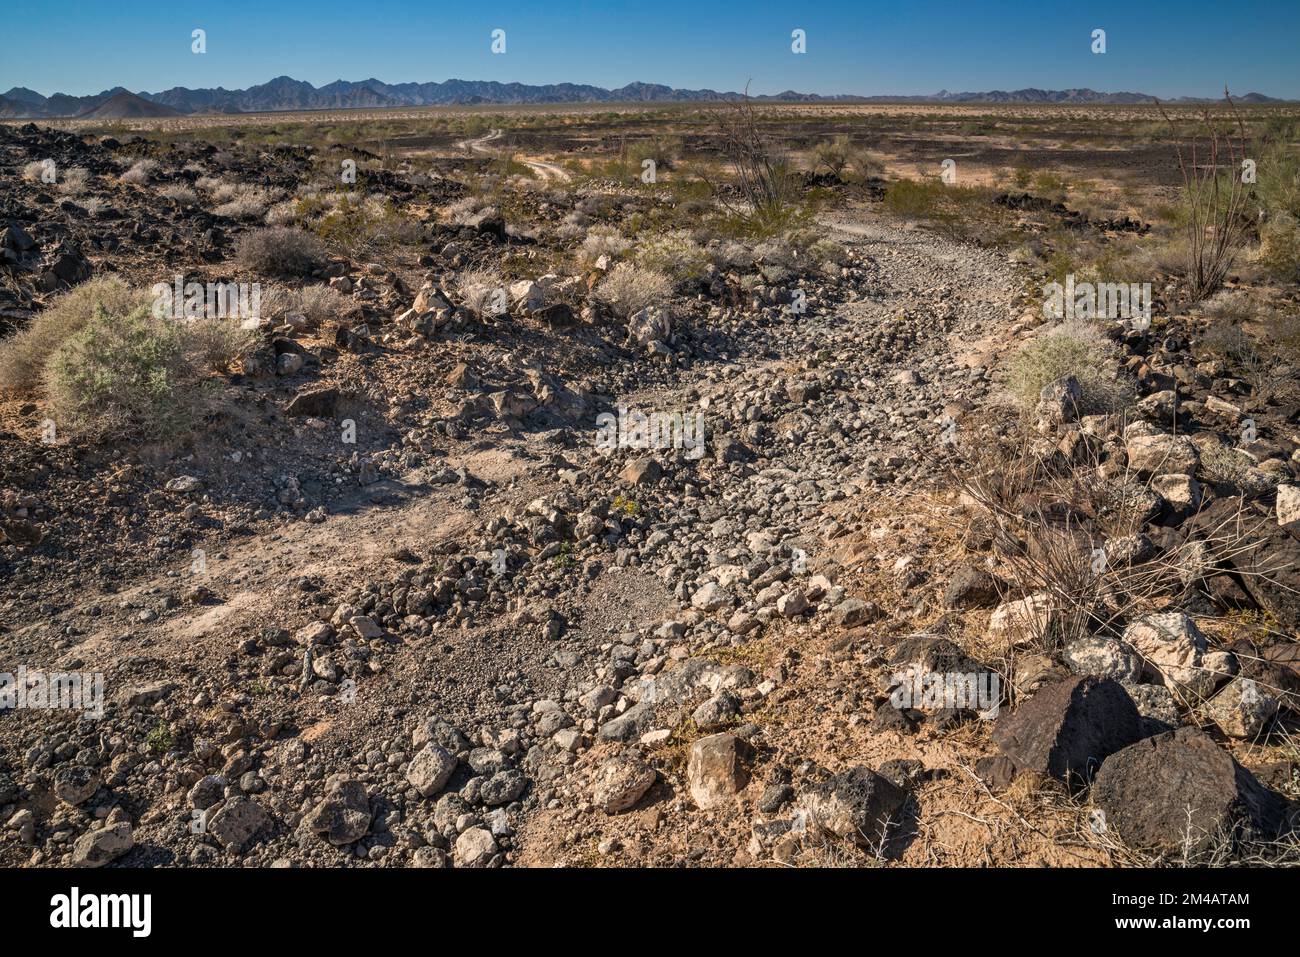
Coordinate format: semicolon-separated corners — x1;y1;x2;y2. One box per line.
0;77;1287;118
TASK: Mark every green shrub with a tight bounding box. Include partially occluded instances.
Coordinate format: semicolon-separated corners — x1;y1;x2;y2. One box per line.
44;305;206;441
1260;213;1300;282
0;277;149;395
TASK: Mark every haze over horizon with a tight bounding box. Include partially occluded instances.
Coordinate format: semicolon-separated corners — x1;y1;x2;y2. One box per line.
4;0;1299;100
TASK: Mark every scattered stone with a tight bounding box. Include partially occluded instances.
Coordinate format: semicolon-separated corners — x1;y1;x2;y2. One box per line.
687;733;749;810
800;766;907;850
591;756;657;814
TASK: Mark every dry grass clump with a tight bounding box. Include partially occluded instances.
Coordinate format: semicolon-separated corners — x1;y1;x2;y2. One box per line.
158;184;198;206
21;160;53;183
444;197;491;226
0;277;149;395
233;227;327;278
634;230;711;288
120;159;159;185
578;226;629;264
260;283;359;327
595;262;672;318
1006;320;1135;415
454;268;506;318
211;183;280;220
57;167;90;194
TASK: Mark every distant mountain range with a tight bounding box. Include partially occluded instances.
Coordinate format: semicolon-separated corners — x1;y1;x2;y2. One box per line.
0;77;1289;118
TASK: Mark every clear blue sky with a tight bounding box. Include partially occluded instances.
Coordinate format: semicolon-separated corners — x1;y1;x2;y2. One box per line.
4;0;1298;98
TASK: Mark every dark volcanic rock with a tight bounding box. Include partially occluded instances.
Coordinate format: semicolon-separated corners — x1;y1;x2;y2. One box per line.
285;386;339;418
942;564;1004;609
800;765;908;850
1092;727;1291;856
991;676;1144;784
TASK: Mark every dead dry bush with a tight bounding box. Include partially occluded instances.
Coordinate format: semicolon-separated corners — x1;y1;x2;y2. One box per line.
234;227;327;278
954;427;1291;654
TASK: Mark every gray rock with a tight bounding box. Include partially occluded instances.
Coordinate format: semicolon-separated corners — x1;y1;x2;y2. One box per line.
302;778;371;846
591;756;657;814
407;745;458;797
454;827;498;868
71;822;133;867
206;797;270;850
1062;636;1142;684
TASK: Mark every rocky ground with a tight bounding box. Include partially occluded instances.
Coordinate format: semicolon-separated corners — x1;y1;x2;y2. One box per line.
1;119;1299;869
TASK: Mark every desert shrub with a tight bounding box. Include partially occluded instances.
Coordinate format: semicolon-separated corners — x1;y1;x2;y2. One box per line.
305;193;421;253
883;179;990;234
454;268;506;318
79;197;107;217
1199;442;1268;488
1156;96;1252;299
264;200;299;226
634;230;711;287
1259;214;1300;282
0;277;148;395
120;159;158;185
43;305;203;441
813;136;852;178
184;317;256;374
234;227;326;277
57;167;90;194
712;240;756;271
1200;289;1257;325
158;184;197;206
1006;320;1135;414
809;238;847;267
214;197;268;220
1198;319;1256;363
706;95;808;238
752;237;805;282
595;262;672;318
579;226;630;263
1254;142;1300;220
260;283;358;327
195;175;225;192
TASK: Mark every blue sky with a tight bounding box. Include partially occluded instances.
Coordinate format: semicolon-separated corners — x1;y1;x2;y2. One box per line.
4;0;1298;98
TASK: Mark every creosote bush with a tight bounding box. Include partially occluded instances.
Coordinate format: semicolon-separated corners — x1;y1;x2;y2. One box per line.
0;277;149;395
44;306;202;441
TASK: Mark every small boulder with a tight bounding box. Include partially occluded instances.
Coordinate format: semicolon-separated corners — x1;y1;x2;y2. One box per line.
687;733;749;810
991;676;1144;784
